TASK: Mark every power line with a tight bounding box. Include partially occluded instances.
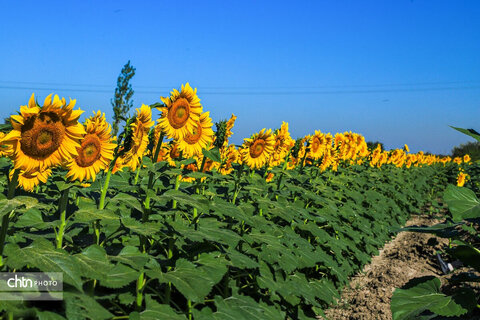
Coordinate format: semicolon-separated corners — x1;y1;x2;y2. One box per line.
0;84;479;95
1;80;480;90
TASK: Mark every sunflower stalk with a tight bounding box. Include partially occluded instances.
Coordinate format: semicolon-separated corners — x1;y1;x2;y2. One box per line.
144;131;165;213
0;169;19;267
56;187;70;249
276;150;291;191
165;173;181;304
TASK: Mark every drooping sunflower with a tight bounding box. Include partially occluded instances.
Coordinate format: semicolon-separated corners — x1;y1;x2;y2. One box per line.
240;129;274;169
114;104;154;173
177;111;214;158
3;93;85;172
66;111;116;182
11;168;51;192
157;83;203;140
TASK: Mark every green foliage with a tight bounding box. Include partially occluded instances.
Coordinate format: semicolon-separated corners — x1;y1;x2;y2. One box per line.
0;156;452;319
391;125;480;320
451;141;480;161
391;276;476;320
366;140;384;150
111;60;136;136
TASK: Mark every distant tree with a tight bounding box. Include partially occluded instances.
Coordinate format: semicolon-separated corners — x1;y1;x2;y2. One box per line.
451;141;480;161
111;60;136;136
366;141;384;151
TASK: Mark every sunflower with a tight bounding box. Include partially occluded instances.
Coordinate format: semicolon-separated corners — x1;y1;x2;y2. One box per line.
66;111;116;182
177;111;214;158
3;93;85;172
463;154;471;163
114;104;154;173
457;171;469;187
0;132;13;158
240;129;274;169
157;83;203;140
265;172;274;182
224;114;237;146
309;130;327;160
11;168;51;192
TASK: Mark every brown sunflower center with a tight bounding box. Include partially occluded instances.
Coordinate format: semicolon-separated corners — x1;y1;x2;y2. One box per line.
20;112;65;160
75;134;102;167
250;139;265;158
184;122;202;145
168;98;190;129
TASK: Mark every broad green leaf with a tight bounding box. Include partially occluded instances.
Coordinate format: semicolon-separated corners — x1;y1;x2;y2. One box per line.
101;264;138;289
140;295;185;320
211;294;285;320
147;259;219;302
74;208;119;223
36;310;67;320
443;185;480;221
74;245;112;280
64;292;113;320
202;147;221;163
4;239;83;290
450;126;480;142
448;245;480;273
391;276;475;320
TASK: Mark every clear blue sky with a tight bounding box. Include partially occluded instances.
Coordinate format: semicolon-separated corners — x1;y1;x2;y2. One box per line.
1;0;479;154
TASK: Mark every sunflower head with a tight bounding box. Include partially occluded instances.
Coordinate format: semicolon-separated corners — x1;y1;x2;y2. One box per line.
177;111;214;158
240;129;274;169
3;93;85;172
11;168;51;192
158;83;203;140
66;111;116;182
115;105;154;172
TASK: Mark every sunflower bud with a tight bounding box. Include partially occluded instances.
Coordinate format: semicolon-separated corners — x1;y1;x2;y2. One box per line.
214;120;228;149
291;138;304;159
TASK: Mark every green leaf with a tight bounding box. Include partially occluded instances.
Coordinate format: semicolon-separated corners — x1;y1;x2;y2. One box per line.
74;208;119;223
147;258;221;302
211;294;285;320
64;292;113;320
101;264;138;289
450;126;480;142
391;276;475;320
36;310;67;320
4;239;83;291
74;245;112;280
140;295;185;320
121;217;162;236
448;245;480;273
202;147;221;163
0;196;38;217
443;185;480;221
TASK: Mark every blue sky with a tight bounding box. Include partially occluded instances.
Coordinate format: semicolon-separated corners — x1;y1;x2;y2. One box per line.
1;0;479;154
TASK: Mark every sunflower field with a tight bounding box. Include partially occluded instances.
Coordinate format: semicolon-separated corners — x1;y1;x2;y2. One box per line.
0;84;472;319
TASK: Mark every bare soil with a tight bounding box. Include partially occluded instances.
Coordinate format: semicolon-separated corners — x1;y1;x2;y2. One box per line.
321;214;479;320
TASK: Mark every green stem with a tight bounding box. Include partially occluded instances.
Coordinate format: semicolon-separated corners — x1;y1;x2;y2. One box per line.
0;169;19;267
136;271;145;310
56;188;70;249
276;150;291;191
133;164;141;185
144;132;165;212
172;175;181;209
188;299;193;320
166;174;181;304
99;168;113;210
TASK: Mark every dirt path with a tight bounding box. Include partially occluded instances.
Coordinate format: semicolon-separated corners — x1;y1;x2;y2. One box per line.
322;214;449;320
